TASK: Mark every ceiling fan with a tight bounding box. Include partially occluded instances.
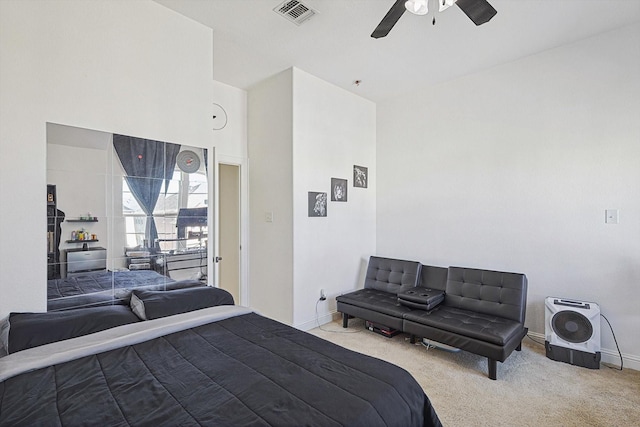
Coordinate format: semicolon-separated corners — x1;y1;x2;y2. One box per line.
371;0;497;39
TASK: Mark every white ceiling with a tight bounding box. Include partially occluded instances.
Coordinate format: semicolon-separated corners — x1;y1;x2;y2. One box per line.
47;123;111;150
155;0;640;102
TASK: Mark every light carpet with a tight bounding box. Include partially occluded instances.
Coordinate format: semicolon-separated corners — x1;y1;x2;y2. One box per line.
309;318;640;427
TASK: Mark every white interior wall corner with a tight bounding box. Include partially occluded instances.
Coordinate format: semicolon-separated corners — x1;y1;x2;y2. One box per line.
376;23;640;364
247;69;295;325
291;68;376;329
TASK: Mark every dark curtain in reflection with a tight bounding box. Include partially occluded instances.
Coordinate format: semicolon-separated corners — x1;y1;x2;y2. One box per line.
113;135;180;246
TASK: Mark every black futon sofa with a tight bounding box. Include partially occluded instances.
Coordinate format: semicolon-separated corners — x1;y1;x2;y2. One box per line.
336;256;528;380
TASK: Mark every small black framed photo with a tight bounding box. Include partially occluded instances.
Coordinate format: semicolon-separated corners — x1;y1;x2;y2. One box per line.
353;165;368;188
308;192;327;217
331;178;348;202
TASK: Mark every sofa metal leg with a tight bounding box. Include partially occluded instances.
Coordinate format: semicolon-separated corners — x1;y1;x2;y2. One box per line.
410;335;416;344
516;342;522;351
488;359;497;380
342;313;348;328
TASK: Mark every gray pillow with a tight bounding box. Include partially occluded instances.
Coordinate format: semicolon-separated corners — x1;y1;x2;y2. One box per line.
7;305;141;354
130;286;234;320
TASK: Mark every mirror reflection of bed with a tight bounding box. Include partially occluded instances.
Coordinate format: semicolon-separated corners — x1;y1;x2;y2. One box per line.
46;123;210;311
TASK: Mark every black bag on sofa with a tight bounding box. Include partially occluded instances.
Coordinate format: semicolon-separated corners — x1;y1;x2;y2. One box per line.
397;287;445;311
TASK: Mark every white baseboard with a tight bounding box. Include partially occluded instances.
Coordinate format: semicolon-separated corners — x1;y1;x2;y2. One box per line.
295;310;339;332
527;331;639;372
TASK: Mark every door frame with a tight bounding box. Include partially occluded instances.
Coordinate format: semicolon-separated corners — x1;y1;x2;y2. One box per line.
213;154;248;306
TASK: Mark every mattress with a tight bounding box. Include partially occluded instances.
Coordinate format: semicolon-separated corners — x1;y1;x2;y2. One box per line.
0;306;442;426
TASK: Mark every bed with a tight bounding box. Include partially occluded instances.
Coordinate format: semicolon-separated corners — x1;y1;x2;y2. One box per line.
47;270;203;311
1;287;442;426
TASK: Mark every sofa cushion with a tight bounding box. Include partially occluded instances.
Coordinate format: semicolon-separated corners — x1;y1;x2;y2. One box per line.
403;306;524;346
364;256;421;294
445;267;528;323
337;289;414;318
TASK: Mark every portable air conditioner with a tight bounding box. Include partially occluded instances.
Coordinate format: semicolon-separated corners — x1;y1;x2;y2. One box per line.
545;297;601;369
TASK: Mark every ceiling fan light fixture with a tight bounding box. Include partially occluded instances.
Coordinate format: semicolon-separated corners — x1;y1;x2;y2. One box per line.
405;0;428;15
439;0;457;12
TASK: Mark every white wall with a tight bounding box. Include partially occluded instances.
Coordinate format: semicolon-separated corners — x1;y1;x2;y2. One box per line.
0;0;214;316
291;69;377;329
212;80;249;302
377;24;640;368
213;81;248;160
248;69;294;324
248;68;376;329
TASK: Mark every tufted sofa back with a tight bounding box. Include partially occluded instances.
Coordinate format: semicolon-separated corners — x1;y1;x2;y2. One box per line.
364;256;421;295
419;264;449;292
445;267;528;323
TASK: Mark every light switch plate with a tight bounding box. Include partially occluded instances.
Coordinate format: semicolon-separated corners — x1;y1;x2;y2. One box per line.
605;209;619;224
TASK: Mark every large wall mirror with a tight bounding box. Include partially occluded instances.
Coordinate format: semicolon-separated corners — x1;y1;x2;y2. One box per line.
46;123;210;311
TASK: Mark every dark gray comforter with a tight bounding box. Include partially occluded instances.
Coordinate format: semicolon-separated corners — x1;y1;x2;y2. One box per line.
0;312;441;426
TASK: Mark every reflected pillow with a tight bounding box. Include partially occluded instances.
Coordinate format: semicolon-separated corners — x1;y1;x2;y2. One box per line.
0;315;9;357
7;305;141;354
164;280;207;291
130;286;234;320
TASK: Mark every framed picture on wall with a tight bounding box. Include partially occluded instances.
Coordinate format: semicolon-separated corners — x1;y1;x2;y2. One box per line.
353;165;368;188
331;178;348;202
308;192;327;217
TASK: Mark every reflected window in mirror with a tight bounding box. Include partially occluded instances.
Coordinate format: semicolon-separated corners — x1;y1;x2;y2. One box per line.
123;167;208;251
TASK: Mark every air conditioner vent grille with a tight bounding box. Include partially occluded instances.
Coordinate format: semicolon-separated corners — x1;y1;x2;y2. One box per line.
274;0;317;26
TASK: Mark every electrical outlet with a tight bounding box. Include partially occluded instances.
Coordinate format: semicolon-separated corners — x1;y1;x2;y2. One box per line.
605;209;619;224
319;289;327;301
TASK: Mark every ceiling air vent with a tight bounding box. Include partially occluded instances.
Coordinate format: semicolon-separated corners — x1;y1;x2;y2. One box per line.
273;0;317;26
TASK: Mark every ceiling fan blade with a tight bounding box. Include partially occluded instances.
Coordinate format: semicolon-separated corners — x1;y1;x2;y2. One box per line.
456;0;497;26
371;0;407;39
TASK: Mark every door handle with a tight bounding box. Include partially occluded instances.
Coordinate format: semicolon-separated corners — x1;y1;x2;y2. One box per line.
215;256;223;263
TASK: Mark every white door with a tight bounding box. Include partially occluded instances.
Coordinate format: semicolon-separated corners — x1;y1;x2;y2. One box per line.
218;163;241;303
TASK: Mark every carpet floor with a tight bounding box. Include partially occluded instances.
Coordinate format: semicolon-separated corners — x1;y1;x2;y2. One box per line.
309;318;640;427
